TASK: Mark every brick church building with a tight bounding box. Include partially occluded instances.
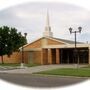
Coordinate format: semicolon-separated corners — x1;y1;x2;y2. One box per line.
0;12;90;65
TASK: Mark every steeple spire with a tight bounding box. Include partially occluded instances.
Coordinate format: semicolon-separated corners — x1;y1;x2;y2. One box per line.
46;10;49;27
43;10;53;37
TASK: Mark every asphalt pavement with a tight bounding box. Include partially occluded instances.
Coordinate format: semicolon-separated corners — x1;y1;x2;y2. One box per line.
0;73;88;88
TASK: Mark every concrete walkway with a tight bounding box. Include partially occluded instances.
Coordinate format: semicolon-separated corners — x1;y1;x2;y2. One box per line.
0;64;87;74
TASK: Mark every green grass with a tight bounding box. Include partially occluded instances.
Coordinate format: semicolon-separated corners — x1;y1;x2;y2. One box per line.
0;63;20;67
35;68;90;77
0;63;40;67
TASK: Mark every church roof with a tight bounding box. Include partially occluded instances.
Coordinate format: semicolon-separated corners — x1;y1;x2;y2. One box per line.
51;37;84;44
19;36;88;51
23;36;84;48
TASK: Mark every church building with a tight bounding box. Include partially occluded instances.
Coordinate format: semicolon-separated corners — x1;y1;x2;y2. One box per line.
1;12;90;65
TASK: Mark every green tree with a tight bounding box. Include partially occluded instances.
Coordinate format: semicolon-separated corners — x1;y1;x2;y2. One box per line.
0;26;27;64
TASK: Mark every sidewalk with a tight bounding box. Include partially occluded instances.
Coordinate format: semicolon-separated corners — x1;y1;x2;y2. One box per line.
0;64;87;74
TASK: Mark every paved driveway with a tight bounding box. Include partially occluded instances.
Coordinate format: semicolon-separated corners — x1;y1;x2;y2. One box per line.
0;64;87;74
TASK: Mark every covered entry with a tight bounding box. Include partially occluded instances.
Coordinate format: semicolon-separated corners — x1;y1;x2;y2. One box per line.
60;47;89;64
42;47;89;65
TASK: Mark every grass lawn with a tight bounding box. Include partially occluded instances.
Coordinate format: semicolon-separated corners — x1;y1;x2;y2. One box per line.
0;63;40;67
35;68;90;77
0;63;20;67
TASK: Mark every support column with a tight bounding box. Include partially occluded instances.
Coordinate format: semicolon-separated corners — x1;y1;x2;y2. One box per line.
88;48;90;64
41;49;44;65
56;48;60;64
67;53;69;64
48;49;52;64
41;49;48;65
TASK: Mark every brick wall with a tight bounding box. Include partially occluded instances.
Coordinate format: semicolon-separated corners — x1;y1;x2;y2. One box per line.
0;52;21;63
33;51;42;64
24;39;42;49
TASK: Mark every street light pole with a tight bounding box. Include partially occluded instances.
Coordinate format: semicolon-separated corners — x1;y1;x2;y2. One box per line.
21;33;27;68
69;27;82;68
75;31;76;48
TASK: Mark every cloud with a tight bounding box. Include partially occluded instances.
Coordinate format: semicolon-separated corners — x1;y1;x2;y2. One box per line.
0;2;90;43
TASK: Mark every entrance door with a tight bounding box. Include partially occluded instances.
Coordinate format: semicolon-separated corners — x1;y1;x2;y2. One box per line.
60;49;74;64
29;51;34;64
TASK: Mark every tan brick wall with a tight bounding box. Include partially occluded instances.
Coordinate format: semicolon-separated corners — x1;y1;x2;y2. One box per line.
0;52;21;63
0;51;42;64
33;51;42;64
23;51;29;64
24;39;42;49
56;49;60;64
47;39;65;45
27;51;42;64
41;49;48;65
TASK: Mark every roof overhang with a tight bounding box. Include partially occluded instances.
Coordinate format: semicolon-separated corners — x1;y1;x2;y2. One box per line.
19;44;90;51
42;44;90;49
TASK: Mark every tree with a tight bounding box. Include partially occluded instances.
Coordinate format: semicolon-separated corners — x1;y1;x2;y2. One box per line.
0;26;27;64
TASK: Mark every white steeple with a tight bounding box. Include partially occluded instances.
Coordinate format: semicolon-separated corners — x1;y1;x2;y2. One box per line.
43;10;53;37
46;10;50;27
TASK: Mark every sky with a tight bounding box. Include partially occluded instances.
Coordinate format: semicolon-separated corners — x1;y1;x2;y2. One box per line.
0;2;90;43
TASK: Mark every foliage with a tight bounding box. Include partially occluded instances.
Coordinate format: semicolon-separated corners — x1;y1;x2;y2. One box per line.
0;26;27;63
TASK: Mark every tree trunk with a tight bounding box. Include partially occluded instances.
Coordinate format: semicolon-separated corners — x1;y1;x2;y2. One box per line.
1;55;4;64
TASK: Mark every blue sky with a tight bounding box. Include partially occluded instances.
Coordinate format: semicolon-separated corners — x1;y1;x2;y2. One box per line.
0;2;90;43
